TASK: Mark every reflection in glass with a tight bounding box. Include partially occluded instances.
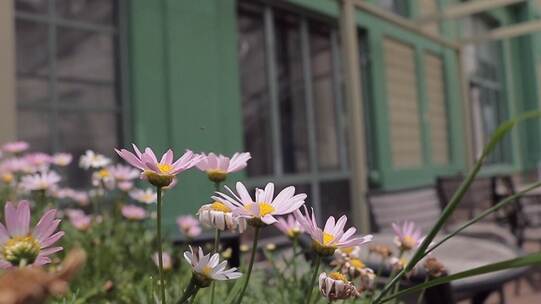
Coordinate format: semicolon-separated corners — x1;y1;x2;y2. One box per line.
15;20;49;76
57;82;116;108
56;28;115;82
310;23;340;171
320;180;351;220
275;12;310;174
238;7;274;177
57;111;119;187
55;0;115;25
17;110;51;153
17;77;49;106
15;0;48;14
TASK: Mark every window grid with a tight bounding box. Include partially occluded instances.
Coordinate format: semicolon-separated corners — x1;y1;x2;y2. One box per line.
14;0;126;153
241;4;350;223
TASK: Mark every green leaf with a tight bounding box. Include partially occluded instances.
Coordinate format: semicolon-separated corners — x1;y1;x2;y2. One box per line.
372;111;541;304
381;252;541;303
425;180;541;256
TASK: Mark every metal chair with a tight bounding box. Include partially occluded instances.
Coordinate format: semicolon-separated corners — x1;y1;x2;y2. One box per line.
367;185;510;304
436;175;518;246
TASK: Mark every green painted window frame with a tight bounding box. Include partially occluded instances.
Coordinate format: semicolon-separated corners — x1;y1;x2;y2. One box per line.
237;1;352;223
283;0;465;190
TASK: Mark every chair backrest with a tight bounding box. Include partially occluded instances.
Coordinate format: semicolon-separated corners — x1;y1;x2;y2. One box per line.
367;187;441;233
436;175;495;223
493;174;541;246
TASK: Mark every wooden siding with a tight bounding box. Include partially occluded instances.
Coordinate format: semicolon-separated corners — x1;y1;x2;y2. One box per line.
384;37;423;169
418;0;439;34
425;52;450;165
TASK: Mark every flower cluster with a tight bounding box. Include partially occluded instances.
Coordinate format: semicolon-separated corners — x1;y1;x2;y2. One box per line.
0;134;457;304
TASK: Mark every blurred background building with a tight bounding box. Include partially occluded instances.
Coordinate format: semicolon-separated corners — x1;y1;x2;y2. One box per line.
2;0;541;231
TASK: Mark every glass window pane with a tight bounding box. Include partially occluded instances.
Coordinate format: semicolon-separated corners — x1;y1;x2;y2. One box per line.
238;7;274;177
275;12;310;174
375;0;409;17
17;76;49;106
15;20;49;76
57;111;119;187
320;180;351;219
15;0;48;14
17;109;52;153
55;0;115;25
57;82;116;108
310;23;340;171
56;27;116;82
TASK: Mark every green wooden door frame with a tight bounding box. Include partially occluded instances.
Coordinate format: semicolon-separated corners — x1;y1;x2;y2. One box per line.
127;0;244;233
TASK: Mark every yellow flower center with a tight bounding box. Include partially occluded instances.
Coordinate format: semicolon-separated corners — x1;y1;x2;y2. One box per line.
329;272;347;282
402;235;417;250
245;202;275;217
287;228;301;238
350;258;365;270
2;236;41;266
258;202;274;216
211;201;231;213
157;163;173;174
201;265;213;277
341;247;354;255
207;169;227;183
98;169;110;178
1;173;13;183
323;232;335;245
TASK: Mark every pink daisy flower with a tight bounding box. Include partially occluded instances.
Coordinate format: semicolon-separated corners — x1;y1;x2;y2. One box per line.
121;205;147;221
0;200;64;268
153;251;172;270
20;170;61;192
115;144;202;187
108;164;140;181
275;214;304;239
23;153;52;172
196;152;251;183
2;141;29;154
177;215;202;238
215;182;306;226
0;157;29;173
65;209;92;231
391;221;424;251
294;206;373;256
52;153;72;166
118;181;134;192
129;188;157;204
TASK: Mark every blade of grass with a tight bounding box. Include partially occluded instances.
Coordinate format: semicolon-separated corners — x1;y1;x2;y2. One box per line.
380;252;541;303
424;180;541;257
373;111;541;304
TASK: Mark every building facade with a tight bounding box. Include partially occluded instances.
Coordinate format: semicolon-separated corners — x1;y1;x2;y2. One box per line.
2;0;541;232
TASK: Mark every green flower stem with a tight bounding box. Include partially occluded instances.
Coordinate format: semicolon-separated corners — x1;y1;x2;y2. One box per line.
210;228;221;304
156;186;166;304
292;237;298;283
305;254;322;304
177;277;196;304
210;181;222;304
235;226;261;304
189;288;199;304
